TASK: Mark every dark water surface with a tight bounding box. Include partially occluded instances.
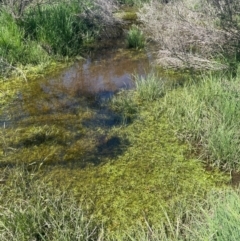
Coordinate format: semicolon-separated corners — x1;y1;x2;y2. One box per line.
46;42;153;97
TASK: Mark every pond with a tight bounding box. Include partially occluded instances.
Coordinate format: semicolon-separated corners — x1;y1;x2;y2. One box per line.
0;18;228;233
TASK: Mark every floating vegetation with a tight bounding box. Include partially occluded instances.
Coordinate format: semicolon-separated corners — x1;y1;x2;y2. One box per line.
45;99;228;233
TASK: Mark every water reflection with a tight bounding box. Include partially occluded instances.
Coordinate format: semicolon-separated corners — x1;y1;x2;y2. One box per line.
45;47;151;96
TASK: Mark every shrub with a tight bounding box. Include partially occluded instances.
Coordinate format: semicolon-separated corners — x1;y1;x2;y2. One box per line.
138;0;237;70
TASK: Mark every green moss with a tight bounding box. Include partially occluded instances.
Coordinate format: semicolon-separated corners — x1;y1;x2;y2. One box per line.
114;11;138;21
44;100;228;234
0;66;229;236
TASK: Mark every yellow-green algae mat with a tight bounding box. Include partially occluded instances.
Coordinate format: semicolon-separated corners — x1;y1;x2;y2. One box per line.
0;75;228;234
46;104;227;233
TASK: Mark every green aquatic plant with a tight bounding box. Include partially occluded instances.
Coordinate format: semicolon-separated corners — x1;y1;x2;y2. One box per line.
126;25;145;49
0;67;230;238
44;99;228;233
0;166;237;240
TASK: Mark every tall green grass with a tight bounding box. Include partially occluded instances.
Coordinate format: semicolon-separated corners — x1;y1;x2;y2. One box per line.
1;167;239;240
110;73;165;122
163;74;240;170
0;10;49;66
126;25;145;49
186;189;240;240
135;73;166;101
21;1;95;56
0;0;108;73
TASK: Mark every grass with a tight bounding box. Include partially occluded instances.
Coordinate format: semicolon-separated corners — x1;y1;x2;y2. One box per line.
110;73;166;123
0;10;49;67
0;0;117;77
126;25;145;49
21;1;92;56
0;166;238;240
110;90;138;123
0;70;229;236
185;189;240;240
0;167;99;241
135;73;166;101
162;73;240;170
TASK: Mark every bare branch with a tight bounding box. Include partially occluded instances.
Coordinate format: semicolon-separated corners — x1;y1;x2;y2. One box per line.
138;0;231;70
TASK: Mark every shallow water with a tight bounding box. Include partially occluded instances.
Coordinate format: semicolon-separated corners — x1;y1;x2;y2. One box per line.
0;26;229;233
44;41;153;98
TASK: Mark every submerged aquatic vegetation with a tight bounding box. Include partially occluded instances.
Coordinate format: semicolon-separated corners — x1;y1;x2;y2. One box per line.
45;98;228;233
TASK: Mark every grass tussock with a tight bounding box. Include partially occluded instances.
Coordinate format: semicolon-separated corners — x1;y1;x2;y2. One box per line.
110;73;166;122
126;25;145;49
135;73;166;101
